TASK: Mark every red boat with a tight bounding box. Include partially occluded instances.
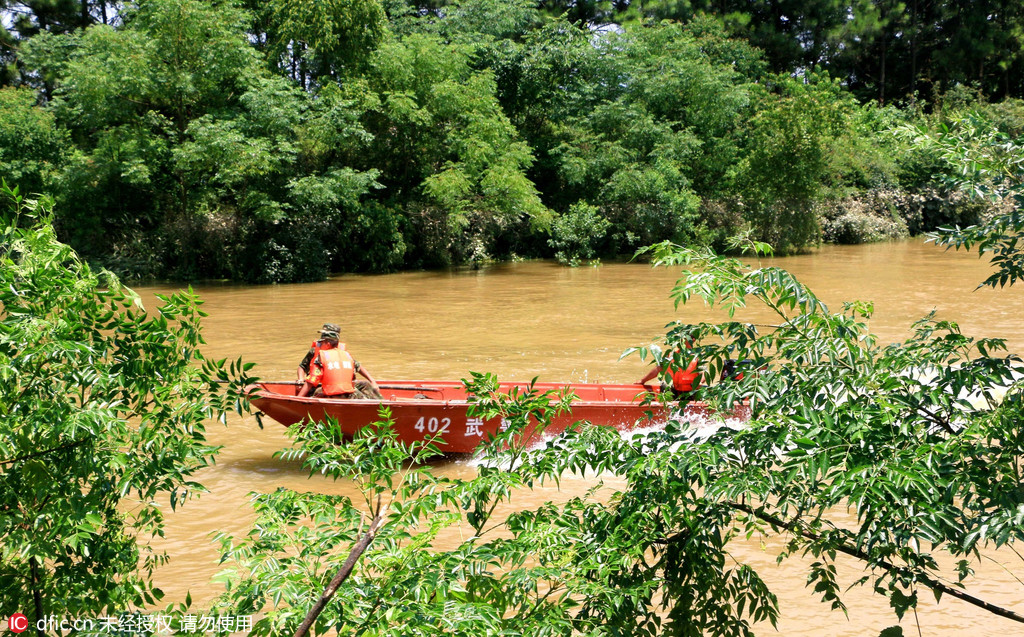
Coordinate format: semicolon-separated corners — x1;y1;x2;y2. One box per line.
248;380;751;454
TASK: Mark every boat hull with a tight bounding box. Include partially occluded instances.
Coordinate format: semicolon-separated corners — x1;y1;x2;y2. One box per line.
248;380;749;454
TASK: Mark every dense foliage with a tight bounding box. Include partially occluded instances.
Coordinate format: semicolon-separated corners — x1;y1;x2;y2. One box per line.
0;182;254;624
213;378;784;636
1;0;1022;280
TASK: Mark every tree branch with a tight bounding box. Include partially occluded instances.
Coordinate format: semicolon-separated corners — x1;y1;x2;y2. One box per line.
913;404;957;435
1;438;91;466
728;501;1024;624
293;495;389;637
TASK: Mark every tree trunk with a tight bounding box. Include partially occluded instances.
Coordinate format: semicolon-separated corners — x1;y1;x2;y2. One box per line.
879;24;887;104
293;502;388;637
31;557;44;637
300;42;308;91
290;42;298;83
910;0;918;98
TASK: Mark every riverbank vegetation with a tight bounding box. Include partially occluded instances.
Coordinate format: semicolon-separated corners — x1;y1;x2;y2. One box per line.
1;0;1023;280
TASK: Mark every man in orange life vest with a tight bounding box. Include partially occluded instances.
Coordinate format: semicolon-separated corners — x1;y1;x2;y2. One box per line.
636;338;702;400
296;323;339;382
297;324;382;399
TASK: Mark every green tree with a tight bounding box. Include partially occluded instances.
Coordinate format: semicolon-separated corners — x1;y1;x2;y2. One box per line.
732;75;850;252
508;18;760;254
350;33;550;266
0;0;119;87
547;200;611;265
0;87;67;195
0;183;253;623
22;0;355;280
44;0;258;134
433;0;541;42
550;100;702;254
23;0;266;275
492;17;612;194
246;0;388;87
542;0;1024;104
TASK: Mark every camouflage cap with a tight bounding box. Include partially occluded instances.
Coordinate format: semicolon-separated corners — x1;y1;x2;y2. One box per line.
320;323;341;339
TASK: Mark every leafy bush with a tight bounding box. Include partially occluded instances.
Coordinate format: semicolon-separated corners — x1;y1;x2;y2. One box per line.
0;183;252;623
906;186;996;235
823;103;905;195
817;189;910;244
733;76;849;252
341;201;407;272
547;201;611;265
0;88;67;196
232;214;333;284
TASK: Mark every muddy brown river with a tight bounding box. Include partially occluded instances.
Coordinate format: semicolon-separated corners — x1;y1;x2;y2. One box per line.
139;240;1023;635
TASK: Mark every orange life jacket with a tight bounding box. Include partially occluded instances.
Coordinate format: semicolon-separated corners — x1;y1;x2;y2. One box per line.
315;343;355;396
306;340;323;372
669;346;701;392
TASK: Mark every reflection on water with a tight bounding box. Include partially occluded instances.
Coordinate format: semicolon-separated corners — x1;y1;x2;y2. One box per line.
141;240;1023;634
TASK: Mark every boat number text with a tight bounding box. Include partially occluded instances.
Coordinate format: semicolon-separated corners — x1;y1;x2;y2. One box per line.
414;416;450;434
414;417;503;437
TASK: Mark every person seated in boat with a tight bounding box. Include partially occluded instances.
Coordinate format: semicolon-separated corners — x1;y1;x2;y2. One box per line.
297;323;341;382
636;338;702;400
297;325;383;399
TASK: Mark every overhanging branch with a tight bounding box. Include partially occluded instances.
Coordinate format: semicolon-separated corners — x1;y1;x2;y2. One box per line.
729;501;1024;624
1;438;91;466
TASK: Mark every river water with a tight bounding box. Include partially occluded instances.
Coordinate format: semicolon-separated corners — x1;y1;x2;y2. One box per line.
141;239;1024;635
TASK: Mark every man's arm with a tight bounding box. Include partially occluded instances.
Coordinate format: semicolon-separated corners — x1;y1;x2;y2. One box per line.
355;362;381;392
637;365;662;385
297;347;316;381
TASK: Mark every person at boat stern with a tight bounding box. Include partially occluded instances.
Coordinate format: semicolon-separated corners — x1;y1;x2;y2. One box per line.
636;338;702;401
297;324;383;399
296;323;337;382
